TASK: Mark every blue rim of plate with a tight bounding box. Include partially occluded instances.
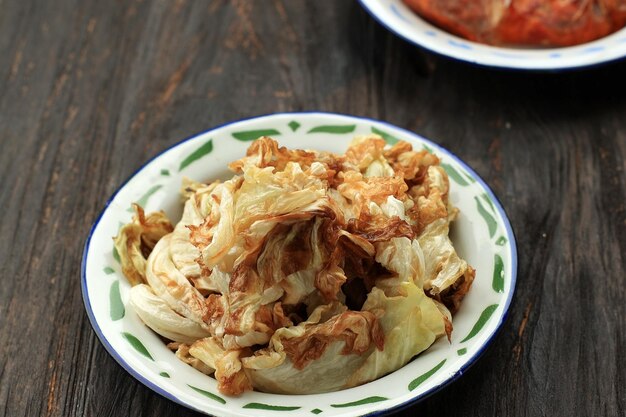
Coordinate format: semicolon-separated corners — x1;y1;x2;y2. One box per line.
81;111;518;416
357;0;626;71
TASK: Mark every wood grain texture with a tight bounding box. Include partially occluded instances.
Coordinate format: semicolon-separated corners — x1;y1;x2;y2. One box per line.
1;1;625;416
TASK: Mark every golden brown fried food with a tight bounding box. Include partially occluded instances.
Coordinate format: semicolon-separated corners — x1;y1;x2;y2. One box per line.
114;136;474;395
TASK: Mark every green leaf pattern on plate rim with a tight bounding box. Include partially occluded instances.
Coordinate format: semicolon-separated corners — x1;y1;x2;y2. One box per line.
127;184;163;212
122;332;153;361
442;163;470;186
330;396;388;408
408;359;447;391
460;304;499;343
492;254;505;293
179;139;214;171
243;403;300;411
109;280;125;321
475;196;498;238
371;126;399;144
188;385;227;404
307;125;356;134
288;121;301;131
112;246;121;264
232;129;281;141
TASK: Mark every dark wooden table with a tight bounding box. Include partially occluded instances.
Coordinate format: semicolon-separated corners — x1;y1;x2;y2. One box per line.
1;1;625;416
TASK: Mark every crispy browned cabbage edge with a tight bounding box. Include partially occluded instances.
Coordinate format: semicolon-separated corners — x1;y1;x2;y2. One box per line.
114;136;475;395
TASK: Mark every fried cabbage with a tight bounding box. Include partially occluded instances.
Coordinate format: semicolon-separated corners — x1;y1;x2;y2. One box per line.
114;135;475;395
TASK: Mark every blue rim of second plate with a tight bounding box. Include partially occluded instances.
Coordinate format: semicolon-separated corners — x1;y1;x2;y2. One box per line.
357;0;626;71
81;111;518;416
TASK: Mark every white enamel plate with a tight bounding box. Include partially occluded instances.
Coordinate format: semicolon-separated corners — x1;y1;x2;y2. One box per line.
82;112;517;417
359;0;626;70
